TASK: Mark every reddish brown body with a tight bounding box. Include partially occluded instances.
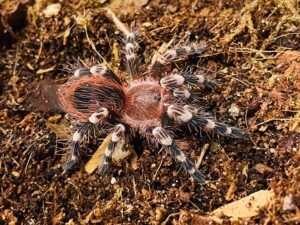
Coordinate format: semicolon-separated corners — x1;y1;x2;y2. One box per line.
58;76;170;130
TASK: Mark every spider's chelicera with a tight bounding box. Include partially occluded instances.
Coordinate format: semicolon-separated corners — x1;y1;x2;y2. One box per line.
57;31;244;183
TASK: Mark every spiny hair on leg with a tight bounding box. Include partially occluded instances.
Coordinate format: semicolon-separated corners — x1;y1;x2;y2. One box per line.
97;141;116;173
168;143;205;184
160;71;215;89
62;121;94;171
97;124;126;173
61;57;100;77
166;104;244;138
188;115;244;138
161;42;206;63
151;42;206;75
151;126;205;183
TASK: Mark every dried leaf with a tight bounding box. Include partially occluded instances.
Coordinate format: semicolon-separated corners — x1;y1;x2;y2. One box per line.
84;133;112;174
104;7;129;35
211;190;275;223
48;123;73;140
85;133;131;174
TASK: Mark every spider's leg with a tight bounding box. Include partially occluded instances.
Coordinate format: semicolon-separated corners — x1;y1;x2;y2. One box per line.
151;45;205;73
97;124;126;173
160;73;213;89
125;31;139;77
150;126;205;183
73;65;122;84
167;105;244;138
62;108;109;171
90;65;122;84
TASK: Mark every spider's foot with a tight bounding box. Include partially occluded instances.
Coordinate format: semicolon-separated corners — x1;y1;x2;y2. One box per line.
191;170;206;184
62;155;78;171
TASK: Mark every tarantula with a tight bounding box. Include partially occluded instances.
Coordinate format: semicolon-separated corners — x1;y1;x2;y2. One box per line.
57;31;244;183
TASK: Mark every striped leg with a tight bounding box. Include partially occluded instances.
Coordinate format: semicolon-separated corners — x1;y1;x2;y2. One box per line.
97;124;126;173
160;72;214;89
151;127;205;183
73;65;121;84
62;108;109;171
125;31;139;77
152;45;205;73
167;105;244;138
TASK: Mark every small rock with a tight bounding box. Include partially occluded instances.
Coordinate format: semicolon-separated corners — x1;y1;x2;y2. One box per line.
12;171;20;178
228;104;240;118
269;148;276;153
110;177;117;185
142;22;152;27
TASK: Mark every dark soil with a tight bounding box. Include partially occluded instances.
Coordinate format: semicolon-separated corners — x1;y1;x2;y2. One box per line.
0;0;299;224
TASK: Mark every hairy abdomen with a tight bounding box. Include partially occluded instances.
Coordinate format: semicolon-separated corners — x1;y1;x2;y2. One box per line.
57;77;125;122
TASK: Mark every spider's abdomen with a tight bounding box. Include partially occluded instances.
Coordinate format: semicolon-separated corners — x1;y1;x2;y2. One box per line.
123;82;168;128
57;76;125;122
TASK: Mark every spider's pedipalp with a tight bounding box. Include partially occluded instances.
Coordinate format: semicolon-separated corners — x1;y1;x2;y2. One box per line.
151;126;205;183
73;65;122;84
90;65;106;75
152;126;173;146
167;105;193;123
98;124;126;173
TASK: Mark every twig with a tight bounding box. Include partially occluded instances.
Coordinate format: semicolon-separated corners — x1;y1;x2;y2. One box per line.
195;144;209;170
153;155;165;181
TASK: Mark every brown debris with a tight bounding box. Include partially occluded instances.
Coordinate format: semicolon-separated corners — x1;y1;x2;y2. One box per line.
254;163;274;175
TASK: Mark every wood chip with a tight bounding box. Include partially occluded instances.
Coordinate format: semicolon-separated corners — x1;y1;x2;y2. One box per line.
211;190;275;223
36;65;56;74
254;163;274;174
225;180;237;201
